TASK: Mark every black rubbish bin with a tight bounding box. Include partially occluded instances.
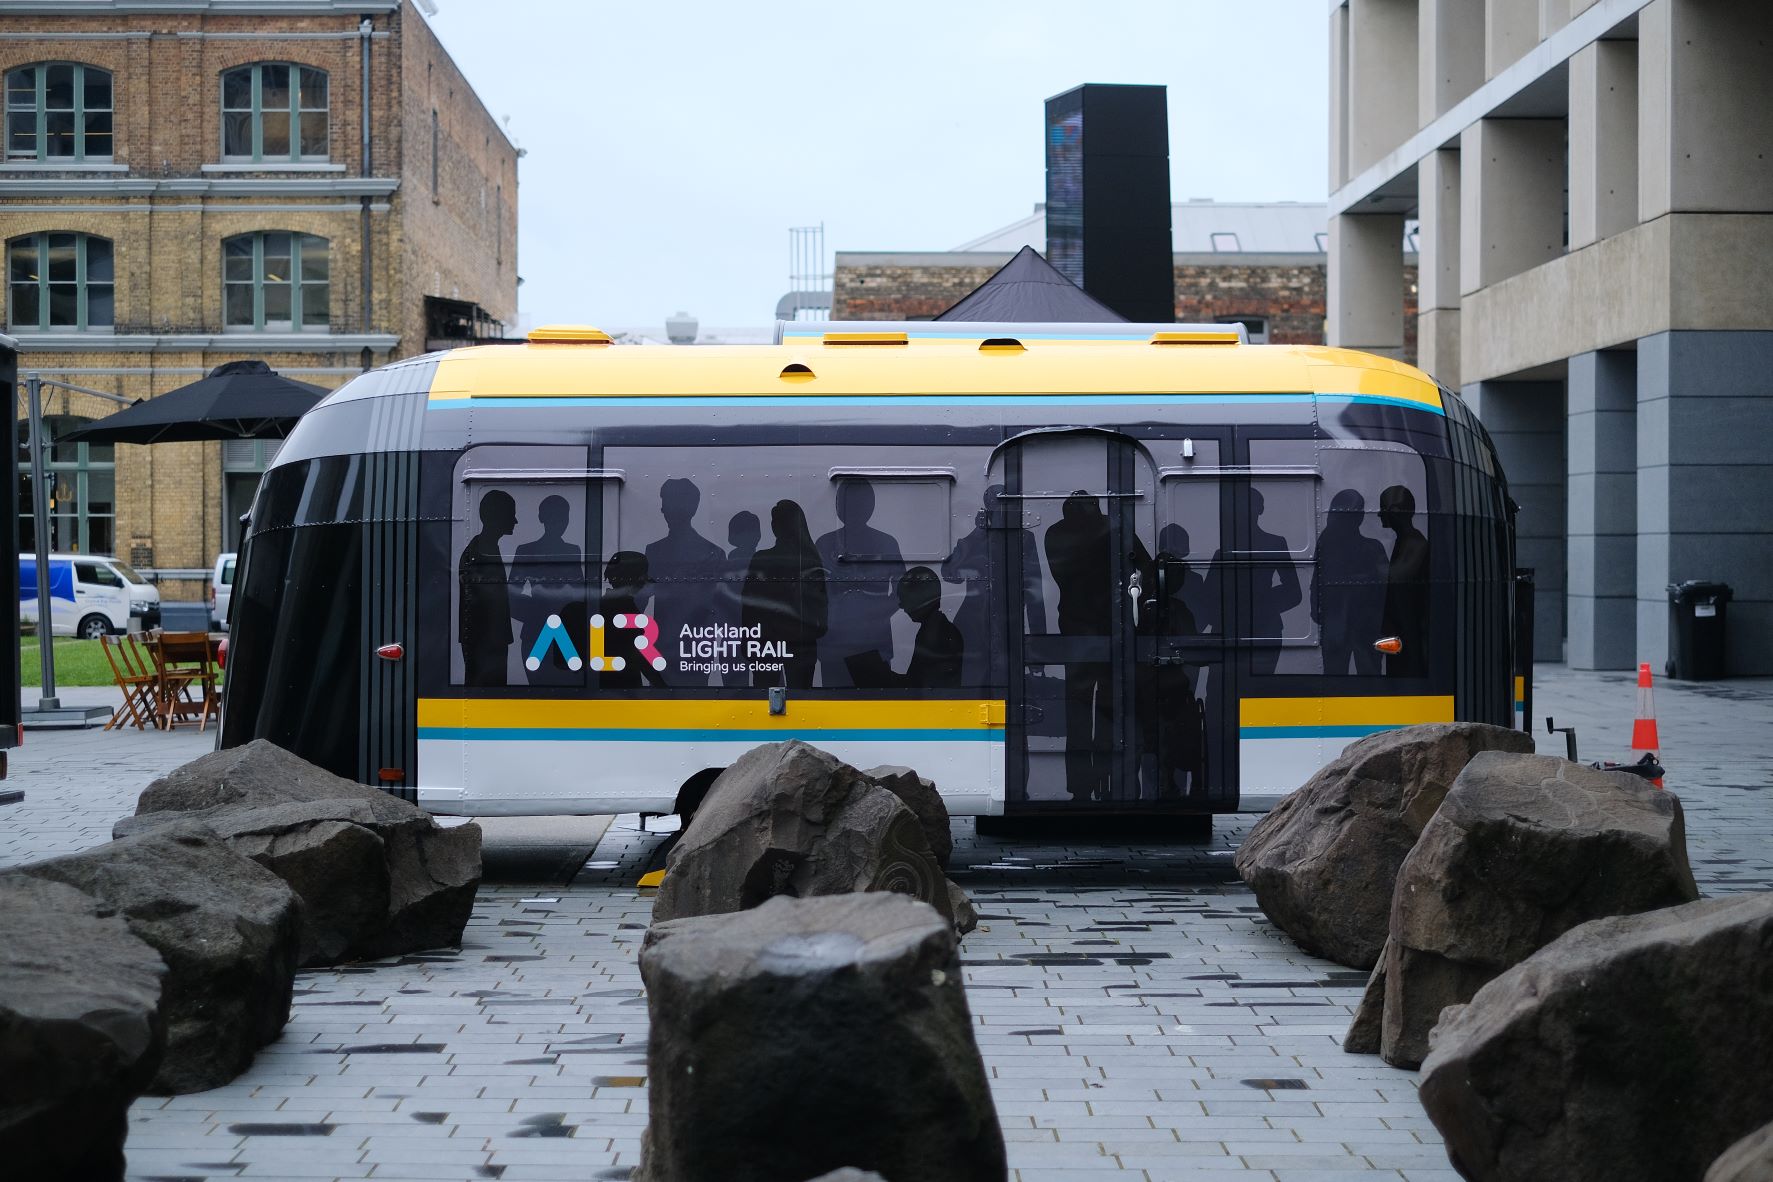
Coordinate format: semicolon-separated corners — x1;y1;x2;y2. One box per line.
1666;581;1733;680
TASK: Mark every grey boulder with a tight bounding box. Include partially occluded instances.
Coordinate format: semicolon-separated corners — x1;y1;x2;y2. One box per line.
0;876;167;1181
18;830;301;1094
133;739;482;960
1420;893;1773;1182
652;741;959;930
118;798;388;966
1236;722;1534;970
1709;1121;1773;1182
636;892;1005;1182
865;764;953;869
1351;751;1700;1069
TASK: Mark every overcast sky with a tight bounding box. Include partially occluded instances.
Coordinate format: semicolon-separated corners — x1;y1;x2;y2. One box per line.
423;2;1328;332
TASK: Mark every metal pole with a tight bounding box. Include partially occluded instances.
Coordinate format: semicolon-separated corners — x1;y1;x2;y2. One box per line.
25;373;56;709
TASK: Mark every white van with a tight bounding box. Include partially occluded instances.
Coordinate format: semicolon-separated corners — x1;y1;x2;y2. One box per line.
19;554;151;639
209;552;236;629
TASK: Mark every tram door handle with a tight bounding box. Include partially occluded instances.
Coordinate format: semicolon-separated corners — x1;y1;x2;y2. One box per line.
1126;569;1142;627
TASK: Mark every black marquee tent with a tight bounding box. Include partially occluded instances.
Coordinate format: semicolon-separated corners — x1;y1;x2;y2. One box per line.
935;244;1126;323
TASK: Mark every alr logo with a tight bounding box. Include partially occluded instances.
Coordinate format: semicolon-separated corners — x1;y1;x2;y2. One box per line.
525;612;668;673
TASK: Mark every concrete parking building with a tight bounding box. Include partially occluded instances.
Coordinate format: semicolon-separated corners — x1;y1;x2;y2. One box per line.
0;0;515;587
1327;0;1773;673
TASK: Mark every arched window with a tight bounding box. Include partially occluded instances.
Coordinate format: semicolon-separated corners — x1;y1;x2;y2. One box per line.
223;231;328;331
5;62;113;161
18;414;115;555
221;63;327;162
7;232;114;330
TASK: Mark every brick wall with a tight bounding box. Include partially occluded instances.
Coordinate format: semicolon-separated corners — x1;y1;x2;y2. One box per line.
0;1;515;577
834;254;1419;364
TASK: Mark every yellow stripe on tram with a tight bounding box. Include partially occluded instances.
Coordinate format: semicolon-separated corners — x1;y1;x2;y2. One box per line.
1238;695;1455;739
417;697;1008;742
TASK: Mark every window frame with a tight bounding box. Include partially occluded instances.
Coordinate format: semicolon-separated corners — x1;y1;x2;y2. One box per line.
5;62;114;163
220;62;328;164
18;414;116;555
6;231;115;332
222;230;330;332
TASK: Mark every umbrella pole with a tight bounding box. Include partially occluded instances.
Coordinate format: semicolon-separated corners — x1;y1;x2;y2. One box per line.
25;373;56;709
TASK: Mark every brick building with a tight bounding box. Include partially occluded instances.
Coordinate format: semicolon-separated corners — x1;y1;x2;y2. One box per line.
832;200;1417;354
0;0;516;589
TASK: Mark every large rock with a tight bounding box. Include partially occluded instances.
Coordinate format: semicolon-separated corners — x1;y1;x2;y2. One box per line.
1709;1122;1773;1182
18;831;301;1094
1236;722;1534;969
1350;752;1700;1068
652;742;957;929
0;876;166;1181
118;799;388;966
865;764;953;870
1420;893;1773;1182
133;739;482;960
635;892;1005;1182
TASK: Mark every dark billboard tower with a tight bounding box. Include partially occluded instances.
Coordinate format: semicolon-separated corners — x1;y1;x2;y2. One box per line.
1044;84;1174;323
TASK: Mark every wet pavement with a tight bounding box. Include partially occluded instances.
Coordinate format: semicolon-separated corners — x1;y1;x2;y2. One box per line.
0;666;1766;1180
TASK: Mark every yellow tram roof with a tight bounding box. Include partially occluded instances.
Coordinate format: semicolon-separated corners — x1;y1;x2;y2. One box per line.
427;330;1444;411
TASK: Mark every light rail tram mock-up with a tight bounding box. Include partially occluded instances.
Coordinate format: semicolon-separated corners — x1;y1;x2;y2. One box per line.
219;321;1523;821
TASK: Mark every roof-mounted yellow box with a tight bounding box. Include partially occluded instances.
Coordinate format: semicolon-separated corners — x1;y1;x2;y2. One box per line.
1150;330;1241;345
822;331;909;345
528;325;612;344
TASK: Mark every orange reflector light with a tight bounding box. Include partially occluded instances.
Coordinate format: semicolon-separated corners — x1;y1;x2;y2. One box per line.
217;638;228;669
378;768;405;783
1373;636;1404;654
375;643;404;660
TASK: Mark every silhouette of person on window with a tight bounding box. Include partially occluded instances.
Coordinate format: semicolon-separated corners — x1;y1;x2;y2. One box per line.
1044;491;1113;802
459;489;517;686
511;494;585;686
711;511;761;686
943;483;1045;686
1246;486;1304;675
600;550;669;690
644;478;725;686
1153;523;1208;799
742;499;827;688
1314;488;1388;676
890;566;963;689
1380;484;1430;677
816;481;905;687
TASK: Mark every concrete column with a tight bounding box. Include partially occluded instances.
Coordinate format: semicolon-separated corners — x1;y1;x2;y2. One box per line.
1640;0;1773;221
1417;148;1462;386
1419;0;1484;125
1328;212;1406;354
1486;0;1540;79
1460;118;1567;294
1569;39;1638;249
1637;331;1773;674
1465;379;1567;662
1566;350;1636;669
1539;0;1571;39
1349;0;1420;175
1331;2;1350;190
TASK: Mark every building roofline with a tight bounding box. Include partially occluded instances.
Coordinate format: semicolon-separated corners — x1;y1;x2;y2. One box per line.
0;1;398;11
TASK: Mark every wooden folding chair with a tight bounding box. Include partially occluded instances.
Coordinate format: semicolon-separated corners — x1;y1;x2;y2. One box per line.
152;631;216;730
99;632;156;731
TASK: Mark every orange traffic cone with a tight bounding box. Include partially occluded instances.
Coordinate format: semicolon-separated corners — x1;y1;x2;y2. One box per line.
1631;662;1663;787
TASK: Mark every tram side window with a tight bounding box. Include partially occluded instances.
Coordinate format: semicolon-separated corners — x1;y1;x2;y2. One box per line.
1243;440;1318;674
450;445;605;689
1317;444;1429;677
603;444;982;691
1159;437;1224;635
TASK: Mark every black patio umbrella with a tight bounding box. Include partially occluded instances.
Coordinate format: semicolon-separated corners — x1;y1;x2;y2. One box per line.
59;359;327;445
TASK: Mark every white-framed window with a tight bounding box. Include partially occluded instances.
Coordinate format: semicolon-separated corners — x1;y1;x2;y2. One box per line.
7;232;114;330
1216;315;1269;345
221;62;327;163
5;62;113;162
223;231;329;331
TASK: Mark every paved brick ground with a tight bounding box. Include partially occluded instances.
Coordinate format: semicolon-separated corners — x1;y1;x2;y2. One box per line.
1;667;1766;1181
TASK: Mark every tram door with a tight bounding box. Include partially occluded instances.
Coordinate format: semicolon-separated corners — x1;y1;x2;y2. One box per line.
1000;432;1160;808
